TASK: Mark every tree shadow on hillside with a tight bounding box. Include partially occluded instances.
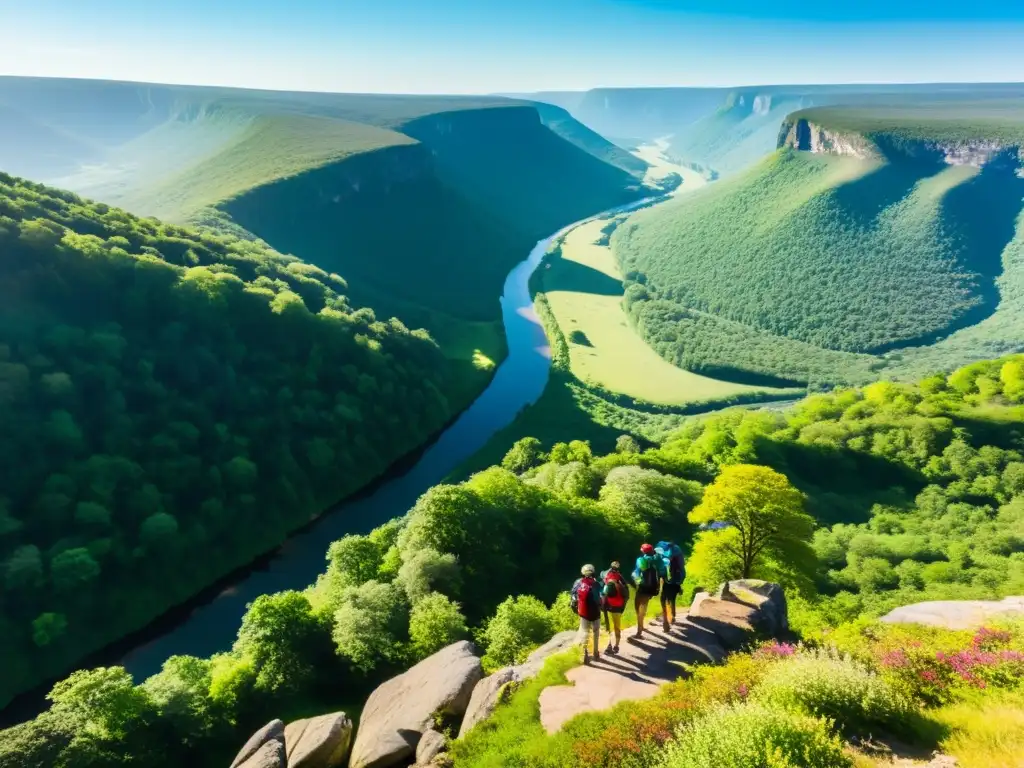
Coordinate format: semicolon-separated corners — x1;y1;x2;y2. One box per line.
751;433;925;526
942;153;1024;321
545;258;624;296
829;157;944;225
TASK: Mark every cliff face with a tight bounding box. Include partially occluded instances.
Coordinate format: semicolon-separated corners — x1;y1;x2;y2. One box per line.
777;118;879;160
778;117;1023;169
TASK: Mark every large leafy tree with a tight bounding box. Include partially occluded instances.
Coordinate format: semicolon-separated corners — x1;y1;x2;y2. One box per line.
688;464;815;581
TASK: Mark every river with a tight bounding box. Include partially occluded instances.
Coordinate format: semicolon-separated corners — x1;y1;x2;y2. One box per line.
109;196;656;681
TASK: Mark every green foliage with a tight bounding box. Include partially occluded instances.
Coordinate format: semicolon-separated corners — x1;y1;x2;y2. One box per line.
752;649;913;736
0;172;458;706
613;144;1024;386
409;593;469;659
689;464;815;582
330;581;409;674
234;591;333;696
663;703;852;768
501;437;545;474
480;596;556;670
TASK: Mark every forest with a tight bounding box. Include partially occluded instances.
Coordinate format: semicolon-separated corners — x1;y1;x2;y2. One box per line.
613;144;1024;386
3;353;1023;767
0;172;461;709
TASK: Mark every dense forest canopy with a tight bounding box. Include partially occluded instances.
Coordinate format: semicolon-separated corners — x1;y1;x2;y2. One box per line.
612;118;1024;387
3;354;1023;767
0;172;460;710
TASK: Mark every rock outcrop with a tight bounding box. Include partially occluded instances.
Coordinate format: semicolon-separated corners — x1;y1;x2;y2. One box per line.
348;640;483;768
458;630;577;738
717;579;789;636
230;720;286;768
778;117;1022;169
881;596;1024;630
414;729;448;766
285;712;353;768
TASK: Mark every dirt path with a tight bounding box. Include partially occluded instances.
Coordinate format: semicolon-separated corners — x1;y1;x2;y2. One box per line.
538;613;727;733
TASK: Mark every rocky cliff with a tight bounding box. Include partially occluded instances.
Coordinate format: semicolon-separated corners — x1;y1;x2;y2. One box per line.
778;116;1024;168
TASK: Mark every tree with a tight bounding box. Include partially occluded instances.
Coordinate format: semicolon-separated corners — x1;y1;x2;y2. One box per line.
325;535;382;589
47;667;155;740
4;545;44;591
234;591;331;695
396;547;460;604
481;595;554;668
615;435;642;454
142;655;215;745
688;464;814;581
32;613;68;647
409;593;468;659
50;548;100;593
501;437;544;474
140;512;179;548
331;581;408;673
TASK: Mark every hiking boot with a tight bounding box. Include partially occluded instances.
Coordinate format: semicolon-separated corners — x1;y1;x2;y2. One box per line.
606;644;617;655
614;645;621;653
593;651;601;662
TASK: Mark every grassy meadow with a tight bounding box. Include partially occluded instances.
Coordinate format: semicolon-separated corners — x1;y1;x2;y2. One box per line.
543;217;789;406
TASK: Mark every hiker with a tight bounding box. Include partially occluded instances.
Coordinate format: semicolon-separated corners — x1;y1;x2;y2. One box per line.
600;560;629;654
657;540;686;626
630;543;666;639
570;563;603;664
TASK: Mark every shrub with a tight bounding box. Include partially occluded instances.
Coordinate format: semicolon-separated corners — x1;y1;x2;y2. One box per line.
566;652;770;768
753;649;913;735
480;595;555;671
663;702;851;768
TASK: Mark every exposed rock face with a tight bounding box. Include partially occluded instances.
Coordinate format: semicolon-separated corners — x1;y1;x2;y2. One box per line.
285;712;353;768
236;740;287;768
230;720;286;768
717;579;789;636
458;630;577;738
688;592;759;650
779;117;1022;169
414;729;448;766
881;596;1024;630
348;641;483;768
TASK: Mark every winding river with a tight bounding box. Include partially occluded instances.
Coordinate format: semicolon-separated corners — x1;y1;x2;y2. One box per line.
110;196;655;682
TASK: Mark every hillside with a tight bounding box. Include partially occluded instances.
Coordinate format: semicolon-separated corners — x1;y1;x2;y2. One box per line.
611;106;1024;387
0;173;463;711
526;84;1024;177
4;355;1024;767
0;78;646;360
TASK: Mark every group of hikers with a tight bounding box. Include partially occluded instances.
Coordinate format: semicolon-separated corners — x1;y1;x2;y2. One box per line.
569;540;685;664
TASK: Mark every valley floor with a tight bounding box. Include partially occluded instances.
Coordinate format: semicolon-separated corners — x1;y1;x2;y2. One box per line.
540;141;792;406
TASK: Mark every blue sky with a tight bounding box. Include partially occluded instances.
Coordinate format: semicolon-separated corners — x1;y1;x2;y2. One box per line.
3;0;1024;93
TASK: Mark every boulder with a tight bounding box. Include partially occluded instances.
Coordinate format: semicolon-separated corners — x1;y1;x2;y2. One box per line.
235;739;286;768
718;579;788;635
518;630;578;679
458;630;576;738
285;712;353;768
415;729;448;765
458;667;518;738
688;591;759;650
881;597;1024;630
348;641;483;768
230;720;285;768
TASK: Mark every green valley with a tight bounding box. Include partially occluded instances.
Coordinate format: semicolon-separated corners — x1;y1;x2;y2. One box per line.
610;105;1024;389
5;355;1024;767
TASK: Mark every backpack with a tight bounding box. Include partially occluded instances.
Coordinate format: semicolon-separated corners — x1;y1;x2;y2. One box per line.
602;570;628;608
638;554;660;595
667;547;685;585
573;577;602;621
